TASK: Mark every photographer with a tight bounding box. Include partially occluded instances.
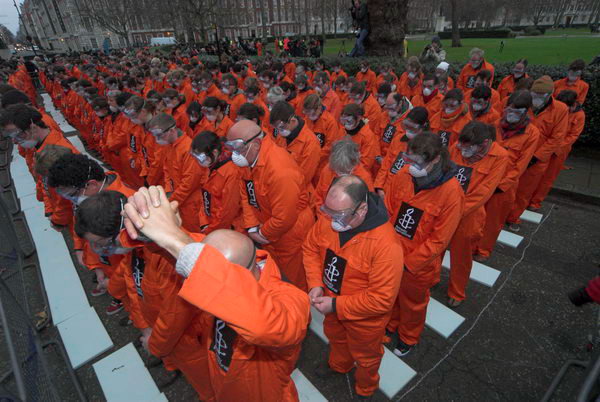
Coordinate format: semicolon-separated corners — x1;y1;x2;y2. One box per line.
349;0;369;57
421;36;446;63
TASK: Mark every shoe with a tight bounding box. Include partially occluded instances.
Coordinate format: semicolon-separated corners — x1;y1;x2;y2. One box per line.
119;316;132;326
447;297;463;308
393;339;415;357
473;254;489;263
90;285;107;297
527;205;541;212
508;223;520;232
314;362;343;379
106;299;124;315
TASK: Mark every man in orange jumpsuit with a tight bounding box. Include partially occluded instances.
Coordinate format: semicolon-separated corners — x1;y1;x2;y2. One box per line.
226;120;315;291
146;113;204;231
313;71;343;121
553;59;589;105
506;76;568;231
270;101;321;187
430;89;472;148
456;48;495;91
378;93;411;160
397;57;423;100
497;59;528;100
355;61;377;93
340;103;380;171
468;86;500;125
411;73;444;117
530;89;585;210
304;175;403;398
475;91;539;261
347;82;382;133
384;133;464;356
446;121;508;307
121;187;310;401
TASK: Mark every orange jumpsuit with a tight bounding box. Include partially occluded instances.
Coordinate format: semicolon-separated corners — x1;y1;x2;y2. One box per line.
321;90;343;122
345;122;380;172
106;115;145;189
476;123;540;258
356;69;377;93
374;132;410;194
274;120;321;187
193;115;234;138
411;91;444;117
303;195;403;396
313;164;374;208
464;87;502;114
497;74;529;100
169;104;191;132
397;72;423;100
304;110;344;178
530;107;585;209
356;93;383;133
141;128;166;186
178;245;310;402
376;114;408;160
239;138;315;291
223;92;247;121
456;60;495;91
553;78;589;105
198;158;242;233
384;167;464;345
430;107;472;148
470;107;501;125
163;134;205;231
507;98;569;224
447;143;509;301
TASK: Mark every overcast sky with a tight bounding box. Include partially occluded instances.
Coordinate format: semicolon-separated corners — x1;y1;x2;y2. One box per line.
0;0;22;34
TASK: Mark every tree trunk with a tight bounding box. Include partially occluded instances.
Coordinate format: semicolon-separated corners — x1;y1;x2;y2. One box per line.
333;0;338;38
366;0;409;57
451;0;461;47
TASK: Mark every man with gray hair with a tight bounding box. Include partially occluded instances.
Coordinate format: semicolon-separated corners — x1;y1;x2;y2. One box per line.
303;174;403;399
266;86;286;109
314;138;374;206
457;47;495;91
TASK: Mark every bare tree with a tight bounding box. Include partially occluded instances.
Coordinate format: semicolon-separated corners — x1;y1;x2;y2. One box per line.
75;0;141;46
551;0;569;27
450;0;461;47
528;0;546;26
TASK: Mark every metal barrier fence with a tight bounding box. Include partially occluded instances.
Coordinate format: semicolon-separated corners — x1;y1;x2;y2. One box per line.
0;141;85;401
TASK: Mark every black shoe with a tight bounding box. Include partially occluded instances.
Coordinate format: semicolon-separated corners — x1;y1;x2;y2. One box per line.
393;339;415;357
314;362;343;379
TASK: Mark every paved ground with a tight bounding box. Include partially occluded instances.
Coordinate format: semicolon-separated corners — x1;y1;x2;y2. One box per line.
552;149;600;204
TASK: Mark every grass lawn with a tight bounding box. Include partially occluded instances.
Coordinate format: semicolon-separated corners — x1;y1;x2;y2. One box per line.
315;36;600;65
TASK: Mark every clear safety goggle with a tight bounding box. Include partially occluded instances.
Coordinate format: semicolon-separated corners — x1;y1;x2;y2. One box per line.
224;131;263;152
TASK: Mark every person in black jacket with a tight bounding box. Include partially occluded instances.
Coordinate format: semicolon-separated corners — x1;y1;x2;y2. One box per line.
349;0;369;57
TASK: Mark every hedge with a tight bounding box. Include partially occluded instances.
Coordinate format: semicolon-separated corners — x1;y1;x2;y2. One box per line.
196;55;600;147
437;29;516;39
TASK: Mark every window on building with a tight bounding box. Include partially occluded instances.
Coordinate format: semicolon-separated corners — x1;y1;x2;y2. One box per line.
90;37;98;49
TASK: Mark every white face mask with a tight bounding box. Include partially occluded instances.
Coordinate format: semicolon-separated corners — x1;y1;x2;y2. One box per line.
405;129;418;139
444;106;458;115
190;115;199;123
506;112;522;123
193;152;211;167
155;138;169;145
471;60;481;69
279;128;291;137
109;105;118;113
360;68;368;73
461;148;476;158
472;102;485;111
18;139;38;149
387;109;398;119
408;164;428;178
206;114;217;122
331;220;352;232
408;72;417;79
344;122;356;130
246;96;255;103
231;150;249;167
423;87;433;97
532;97;546;109
221;87;231;95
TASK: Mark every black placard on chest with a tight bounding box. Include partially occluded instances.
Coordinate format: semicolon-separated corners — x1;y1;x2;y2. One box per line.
131;250;146;298
438;131;451;147
382;124;397;144
390;153;406;175
323;248;347;295
211;318;238;372
393;202;424;240
202;189;212;217
244;180;260;210
314;132;325;148
454;165;473;193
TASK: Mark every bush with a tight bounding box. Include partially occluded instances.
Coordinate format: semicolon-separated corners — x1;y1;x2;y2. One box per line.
198;55;600;147
523;26;542;36
437;29;515;39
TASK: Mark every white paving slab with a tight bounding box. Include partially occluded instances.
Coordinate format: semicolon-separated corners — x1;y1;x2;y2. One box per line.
498;230;523;248
292;369;327;402
442;253;501;287
425;298;465;339
93;343;162;402
57;306;113;369
520;209;543;224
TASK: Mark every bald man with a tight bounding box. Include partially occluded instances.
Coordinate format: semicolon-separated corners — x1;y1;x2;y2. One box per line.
225;120;315;291
122;186;310;402
303;175;403;398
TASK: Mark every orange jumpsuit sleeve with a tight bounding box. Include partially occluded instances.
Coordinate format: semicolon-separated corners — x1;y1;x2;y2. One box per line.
462;154;508;217
205;169;241;233
239;173;261;229
534;104;569;162
564;111;585;147
296;136;320;187
498;126;539;192
404;188;464;273
178;245;310;348
149;284;198;357
168;151;203;206
336;235;403;320
302;219;329;291
49;189;74;226
258;170;303;242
